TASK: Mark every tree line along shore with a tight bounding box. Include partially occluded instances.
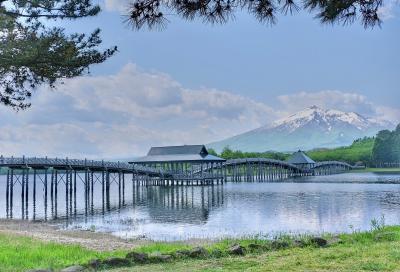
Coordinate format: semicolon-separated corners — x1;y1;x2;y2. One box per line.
209;123;400;167
1;124;398;176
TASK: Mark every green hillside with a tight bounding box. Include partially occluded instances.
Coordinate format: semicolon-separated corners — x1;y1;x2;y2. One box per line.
307;137;374;164
211;137;375;165
208;147;289;161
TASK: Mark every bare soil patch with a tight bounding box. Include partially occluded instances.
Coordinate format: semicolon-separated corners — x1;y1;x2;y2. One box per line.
0;219;148;251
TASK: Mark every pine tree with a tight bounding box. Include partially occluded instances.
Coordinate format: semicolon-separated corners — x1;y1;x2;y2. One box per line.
372;130;392;163
392;124;400;163
127;0;387;30
372;124;400;164
0;1;117;110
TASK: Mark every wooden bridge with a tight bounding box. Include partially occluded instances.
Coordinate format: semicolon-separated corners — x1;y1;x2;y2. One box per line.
0;154;355;186
207;158;353;182
0;152;354;219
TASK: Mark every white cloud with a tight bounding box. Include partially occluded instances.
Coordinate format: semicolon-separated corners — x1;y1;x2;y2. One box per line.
375;106;400;124
103;0;132;13
277;90;400;124
0;63;277;158
1;65;397;159
378;0;400;20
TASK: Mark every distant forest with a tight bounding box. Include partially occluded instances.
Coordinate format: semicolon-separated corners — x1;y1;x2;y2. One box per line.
372;124;400;164
210;123;400;166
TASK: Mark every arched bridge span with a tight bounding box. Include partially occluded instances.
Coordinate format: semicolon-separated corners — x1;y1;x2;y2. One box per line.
202;158;355;182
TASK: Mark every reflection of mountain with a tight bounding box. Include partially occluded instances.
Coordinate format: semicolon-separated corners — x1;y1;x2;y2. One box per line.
142;186;224;224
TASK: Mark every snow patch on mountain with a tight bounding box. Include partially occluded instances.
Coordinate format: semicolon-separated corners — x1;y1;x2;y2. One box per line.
270;106;383;133
208;106;394;152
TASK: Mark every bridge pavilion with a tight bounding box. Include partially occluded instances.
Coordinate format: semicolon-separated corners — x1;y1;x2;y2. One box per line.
130;145;226;185
287;150;316;170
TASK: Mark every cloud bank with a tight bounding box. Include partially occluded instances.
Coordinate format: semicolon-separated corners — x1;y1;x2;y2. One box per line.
378;0;400;20
0;64;277;158
277;90;399;124
103;0;132;12
0;64;398;158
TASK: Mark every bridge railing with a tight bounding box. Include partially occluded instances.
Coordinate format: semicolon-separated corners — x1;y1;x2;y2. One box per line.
0;156;172;176
224;158;301;170
313;161;354;169
0;156;357;178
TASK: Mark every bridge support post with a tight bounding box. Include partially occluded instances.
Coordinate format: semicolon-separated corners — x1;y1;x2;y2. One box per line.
122;172;125;206
106;171;110;211
73;169;77;215
44;169;48;220
50;170;54;216
221;163;228;184
33;169;36;220
55;170;58;218
6;169;9;217
118;172;122;208
69;169;73;216
50;170;53;218
25;168;29;218
10;169;14;218
6;169;9;218
102;170;105;210
21;169;25;219
65;169;69;219
90;170;94;213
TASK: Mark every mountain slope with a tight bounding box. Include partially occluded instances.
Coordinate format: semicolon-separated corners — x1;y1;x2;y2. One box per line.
208;106;392;152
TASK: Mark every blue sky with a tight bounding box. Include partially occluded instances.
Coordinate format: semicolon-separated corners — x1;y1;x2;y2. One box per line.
0;0;399;158
93;1;400;106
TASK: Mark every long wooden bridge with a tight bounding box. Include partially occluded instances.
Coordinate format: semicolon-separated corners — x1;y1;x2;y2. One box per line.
0;155;355;187
0;155;355;195
0;153;355;220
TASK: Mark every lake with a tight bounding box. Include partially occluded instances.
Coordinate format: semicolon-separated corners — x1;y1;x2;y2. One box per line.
1;172;400;241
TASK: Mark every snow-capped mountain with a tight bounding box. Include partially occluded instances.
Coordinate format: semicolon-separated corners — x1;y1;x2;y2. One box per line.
208;106;393;152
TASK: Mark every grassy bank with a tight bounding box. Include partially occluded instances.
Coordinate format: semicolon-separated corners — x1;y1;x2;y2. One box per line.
3;224;400;271
307;137;374;164
351;168;400;173
210;137;376;165
0;233;127;271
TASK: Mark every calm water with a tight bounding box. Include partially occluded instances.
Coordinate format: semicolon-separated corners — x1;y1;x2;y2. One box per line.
1;172;400;240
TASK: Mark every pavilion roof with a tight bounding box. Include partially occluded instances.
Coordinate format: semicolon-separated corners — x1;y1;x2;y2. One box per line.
287;150;315;164
130;145;225;163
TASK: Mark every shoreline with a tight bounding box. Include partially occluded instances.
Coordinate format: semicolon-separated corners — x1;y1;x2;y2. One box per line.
0;219;213;251
0;219;148;251
1;219;400;271
351;168;400;173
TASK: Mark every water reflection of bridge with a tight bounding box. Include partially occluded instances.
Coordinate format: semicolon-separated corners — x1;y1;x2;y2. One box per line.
138;186;224;224
1;176;224;224
0;147;355;220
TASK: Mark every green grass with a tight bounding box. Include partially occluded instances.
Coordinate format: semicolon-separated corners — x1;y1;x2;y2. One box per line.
351;168;400;173
307;137;375;164
111;240;400;272
211;137;377;165
110;226;400;272
0;234;126;272
4;224;400;271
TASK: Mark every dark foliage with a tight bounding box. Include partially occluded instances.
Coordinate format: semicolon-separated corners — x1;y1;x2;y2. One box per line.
209;146;289;160
372;124;400;163
127;0;386;30
0;1;117;110
307;136;375;164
